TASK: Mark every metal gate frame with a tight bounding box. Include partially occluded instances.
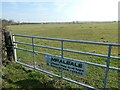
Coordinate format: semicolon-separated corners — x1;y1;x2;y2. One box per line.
12;34;120;90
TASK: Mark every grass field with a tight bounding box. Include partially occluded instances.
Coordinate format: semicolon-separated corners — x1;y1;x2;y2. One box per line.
9;22;118;43
2;22;119;89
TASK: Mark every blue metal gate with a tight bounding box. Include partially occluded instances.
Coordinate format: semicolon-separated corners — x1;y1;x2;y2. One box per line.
12;34;120;90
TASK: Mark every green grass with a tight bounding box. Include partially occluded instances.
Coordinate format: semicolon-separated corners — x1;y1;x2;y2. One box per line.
2;22;119;89
9;22;118;43
2;62;76;89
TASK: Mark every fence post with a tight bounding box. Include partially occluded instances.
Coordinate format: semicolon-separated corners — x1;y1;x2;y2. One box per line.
103;45;112;89
0;26;2;66
32;37;36;68
61;40;64;78
4;31;14;62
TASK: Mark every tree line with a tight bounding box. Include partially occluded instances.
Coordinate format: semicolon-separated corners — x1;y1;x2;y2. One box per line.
0;19;20;27
0;19;84;26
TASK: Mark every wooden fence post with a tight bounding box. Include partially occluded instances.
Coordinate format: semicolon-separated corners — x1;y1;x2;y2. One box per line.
0;25;1;90
4;31;14;62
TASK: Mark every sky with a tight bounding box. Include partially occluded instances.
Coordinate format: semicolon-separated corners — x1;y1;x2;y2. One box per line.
0;0;120;22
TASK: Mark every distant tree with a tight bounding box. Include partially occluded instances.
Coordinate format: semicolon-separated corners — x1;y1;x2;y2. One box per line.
17;21;20;25
73;21;75;24
8;20;15;25
1;19;18;26
76;21;79;24
2;19;9;27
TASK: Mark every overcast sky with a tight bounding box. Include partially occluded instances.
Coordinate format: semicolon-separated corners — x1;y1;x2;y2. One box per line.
0;0;119;22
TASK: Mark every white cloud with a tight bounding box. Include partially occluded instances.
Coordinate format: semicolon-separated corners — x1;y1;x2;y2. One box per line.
66;0;119;21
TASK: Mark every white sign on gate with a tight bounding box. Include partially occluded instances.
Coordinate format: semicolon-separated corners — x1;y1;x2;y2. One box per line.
45;55;87;76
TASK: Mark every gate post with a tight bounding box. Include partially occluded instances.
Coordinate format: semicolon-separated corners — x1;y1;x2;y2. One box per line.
4;31;14;62
12;35;17;62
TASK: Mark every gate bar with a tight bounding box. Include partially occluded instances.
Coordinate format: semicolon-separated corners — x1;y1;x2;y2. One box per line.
12;34;120;46
103;45;112;89
16;61;96;90
13;41;120;60
14;47;120;71
61;40;64;78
